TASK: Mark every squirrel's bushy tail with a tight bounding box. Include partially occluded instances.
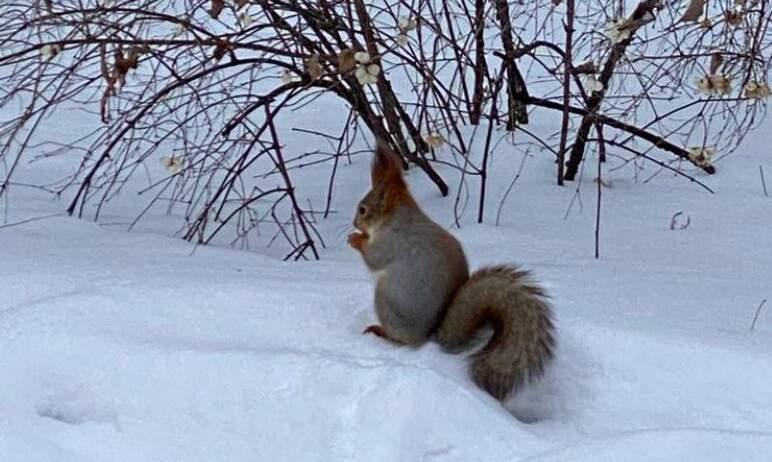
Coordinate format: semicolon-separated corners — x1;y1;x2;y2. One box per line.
435;266;555;401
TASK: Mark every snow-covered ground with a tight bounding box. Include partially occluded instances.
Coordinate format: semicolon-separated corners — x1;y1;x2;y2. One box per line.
2;112;772;460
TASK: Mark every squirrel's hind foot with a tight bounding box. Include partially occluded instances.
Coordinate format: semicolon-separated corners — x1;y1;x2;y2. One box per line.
363;324;406;345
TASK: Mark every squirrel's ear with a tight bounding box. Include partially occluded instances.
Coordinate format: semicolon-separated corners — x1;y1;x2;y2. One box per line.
371;138;404;187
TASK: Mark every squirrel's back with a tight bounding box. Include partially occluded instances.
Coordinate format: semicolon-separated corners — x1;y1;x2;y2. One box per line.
374;210;469;343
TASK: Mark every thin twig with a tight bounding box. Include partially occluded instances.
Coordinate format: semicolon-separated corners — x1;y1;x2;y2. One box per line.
751;299;767;331
557;0;575;186
0;213;64;230
264;106;320;260
595;124;605;259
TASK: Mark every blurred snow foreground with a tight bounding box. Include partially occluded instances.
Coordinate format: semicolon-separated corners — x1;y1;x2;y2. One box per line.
1;132;772;461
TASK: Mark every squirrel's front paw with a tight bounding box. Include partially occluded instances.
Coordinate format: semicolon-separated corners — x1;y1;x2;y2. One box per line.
347;232;368;252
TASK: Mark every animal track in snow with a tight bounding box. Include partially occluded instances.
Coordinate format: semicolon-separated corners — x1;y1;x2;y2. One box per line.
36;389;119;428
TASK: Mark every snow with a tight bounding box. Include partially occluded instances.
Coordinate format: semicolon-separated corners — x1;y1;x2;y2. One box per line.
2;132;771;461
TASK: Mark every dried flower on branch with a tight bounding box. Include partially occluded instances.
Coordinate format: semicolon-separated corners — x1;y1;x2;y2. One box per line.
687;146;715;167
744;81;771;99
695;74;733;96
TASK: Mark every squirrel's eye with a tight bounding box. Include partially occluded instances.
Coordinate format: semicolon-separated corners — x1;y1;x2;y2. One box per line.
358;205;367;216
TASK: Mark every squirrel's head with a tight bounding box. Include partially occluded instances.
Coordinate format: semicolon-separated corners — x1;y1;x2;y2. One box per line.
353;139;416;233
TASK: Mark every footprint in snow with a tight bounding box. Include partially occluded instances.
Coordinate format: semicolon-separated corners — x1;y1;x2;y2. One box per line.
36;389;120;430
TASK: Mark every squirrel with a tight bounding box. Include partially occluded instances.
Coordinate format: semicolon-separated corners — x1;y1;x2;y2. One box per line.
347;140;555;401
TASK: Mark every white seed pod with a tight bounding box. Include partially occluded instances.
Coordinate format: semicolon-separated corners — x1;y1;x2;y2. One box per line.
41;44;61;59
354;51;371;64
583;75;604;93
355;66;370;85
366;64;381;77
399;16;417;32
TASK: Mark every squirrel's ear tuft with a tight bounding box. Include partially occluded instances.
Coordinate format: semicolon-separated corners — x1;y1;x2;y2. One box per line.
371;138;404;187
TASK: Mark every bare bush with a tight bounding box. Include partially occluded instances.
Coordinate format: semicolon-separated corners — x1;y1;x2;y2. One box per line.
0;0;770;257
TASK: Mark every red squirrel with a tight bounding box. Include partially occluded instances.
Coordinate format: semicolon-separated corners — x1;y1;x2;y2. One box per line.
348;141;555;401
